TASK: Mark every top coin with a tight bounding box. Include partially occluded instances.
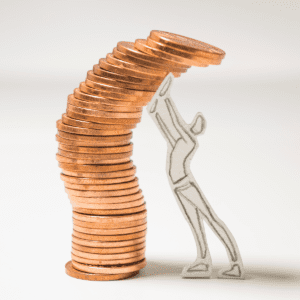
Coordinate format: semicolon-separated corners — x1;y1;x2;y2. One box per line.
150;30;226;60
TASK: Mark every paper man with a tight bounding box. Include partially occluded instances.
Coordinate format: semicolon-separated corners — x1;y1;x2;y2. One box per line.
147;74;245;279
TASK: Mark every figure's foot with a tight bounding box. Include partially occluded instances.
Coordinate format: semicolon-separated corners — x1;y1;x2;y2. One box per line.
218;264;245;280
181;261;212;278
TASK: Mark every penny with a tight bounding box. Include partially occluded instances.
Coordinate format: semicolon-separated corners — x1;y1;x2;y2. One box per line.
135;39;208;67
60;174;135;185
67;102;142;119
117;41;191;69
93;64;162;86
85;78;155;97
57;130;133;142
150;30;226;60
61;166;136;178
65;261;138;281
72;218;146;229
58;148;132;160
73;223;147;235
80;81;152;103
73;210;147;223
72;241;146;254
86;70;159;92
65;177;138;190
62;113;137;130
71;253;145;266
68;190;142;203
56;135;130;147
99;58;165;81
68;94;142;113
72;204;146;216
72;235;146;248
57;154;130;165
66;186;139;197
112;48;187;74
66;109;141;126
74;88;144;109
70;198;144;210
59;142;133;154
147;37;222;66
58;119;131;136
71;247;145;260
60;161;133;172
72;259;146;275
106;53;168;77
73;229;146;241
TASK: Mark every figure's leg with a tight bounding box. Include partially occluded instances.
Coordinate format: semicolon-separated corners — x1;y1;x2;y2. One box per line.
174;187;212;278
176;182;245;279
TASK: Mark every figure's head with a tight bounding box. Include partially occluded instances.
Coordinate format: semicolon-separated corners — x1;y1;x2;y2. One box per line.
189;112;206;135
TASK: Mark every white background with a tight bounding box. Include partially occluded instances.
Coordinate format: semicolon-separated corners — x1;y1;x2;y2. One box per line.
0;1;299;299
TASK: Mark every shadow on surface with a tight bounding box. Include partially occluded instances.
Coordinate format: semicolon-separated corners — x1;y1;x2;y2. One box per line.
136;260;300;285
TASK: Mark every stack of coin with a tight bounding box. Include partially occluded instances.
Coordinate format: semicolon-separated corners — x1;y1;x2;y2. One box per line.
56;30;225;281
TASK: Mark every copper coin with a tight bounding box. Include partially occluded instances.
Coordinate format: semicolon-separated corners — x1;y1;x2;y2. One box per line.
57;154;130;165
56;135;130;147
117;41;191;69
106;53;168;77
60;174;135;185
71;253;145;266
67;102;142;119
68;94;142;113
72;241;145;254
70;198;144;210
72;247;145;260
150;30;226;59
73;229;146;241
72;235;145;248
72;204;146;216
93;64;162;86
86;70;159;92
65;261;138;281
60;161;133;172
73;223;147;235
112;47;187;74
85;78;155;98
146;37;221;66
74;88;144;109
58;119;131;136
66;186;139;197
72;259;146;275
58;142;133;154
58;148;132;160
62;113;137;130
135;39;208;67
68;190;143;203
66;109;141;126
72;218;146;229
57;129;133;142
61;166;136;179
73;210;147;223
99;58;164;81
80;81;151;103
65;177;138;190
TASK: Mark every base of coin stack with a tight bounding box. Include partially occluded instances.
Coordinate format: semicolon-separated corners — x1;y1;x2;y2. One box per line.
56;30;225;280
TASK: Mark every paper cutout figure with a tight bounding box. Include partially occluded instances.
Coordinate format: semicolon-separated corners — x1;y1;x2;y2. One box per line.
147;73;245;279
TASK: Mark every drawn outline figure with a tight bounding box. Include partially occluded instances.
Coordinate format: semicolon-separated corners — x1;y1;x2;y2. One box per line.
147;73;245;279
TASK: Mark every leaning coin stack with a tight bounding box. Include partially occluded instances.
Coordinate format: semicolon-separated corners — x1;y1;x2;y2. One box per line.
56;30;225;281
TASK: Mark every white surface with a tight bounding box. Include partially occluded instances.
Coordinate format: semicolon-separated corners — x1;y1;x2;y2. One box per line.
0;1;299;299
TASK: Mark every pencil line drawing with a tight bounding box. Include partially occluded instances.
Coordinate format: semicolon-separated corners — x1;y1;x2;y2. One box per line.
147;73;245;279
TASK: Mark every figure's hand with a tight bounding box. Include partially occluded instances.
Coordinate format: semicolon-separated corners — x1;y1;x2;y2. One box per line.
190;112;206;135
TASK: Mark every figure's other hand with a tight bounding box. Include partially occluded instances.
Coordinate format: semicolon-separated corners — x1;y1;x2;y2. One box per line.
190;112;206;135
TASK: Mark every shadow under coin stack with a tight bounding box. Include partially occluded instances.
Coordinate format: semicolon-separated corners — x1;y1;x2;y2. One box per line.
56;30;225;281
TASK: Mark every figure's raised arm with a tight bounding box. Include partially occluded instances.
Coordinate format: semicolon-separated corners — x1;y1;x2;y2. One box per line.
164;98;194;144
